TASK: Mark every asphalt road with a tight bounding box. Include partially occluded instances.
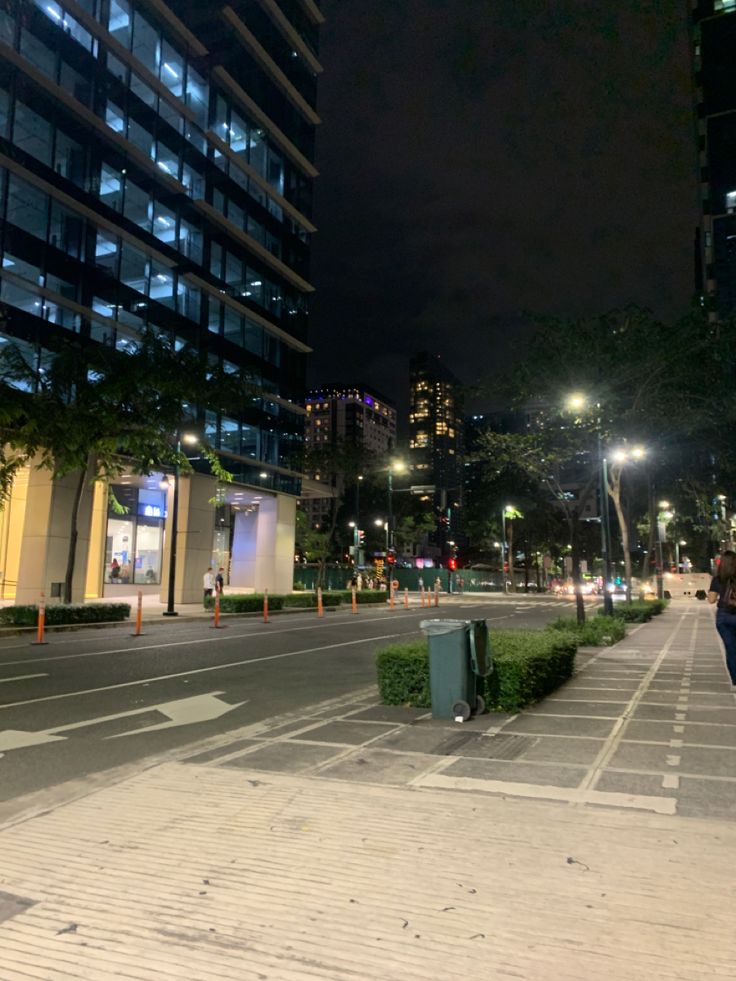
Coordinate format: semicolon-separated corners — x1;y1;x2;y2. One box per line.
0;598;569;804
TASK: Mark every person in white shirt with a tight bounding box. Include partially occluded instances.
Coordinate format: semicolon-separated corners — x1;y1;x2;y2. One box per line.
203;567;215;605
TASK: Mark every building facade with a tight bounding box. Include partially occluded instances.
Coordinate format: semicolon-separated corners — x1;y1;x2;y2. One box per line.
408;352;463;557
302;384;397;528
693;0;736;314
0;0;322;603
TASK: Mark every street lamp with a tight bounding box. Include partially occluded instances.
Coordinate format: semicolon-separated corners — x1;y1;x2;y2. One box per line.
163;432;198;617
607;443;647;603
676;539;686;575
375;517;389;551
501;505;515;593
386;459;407;551
564;393;614;615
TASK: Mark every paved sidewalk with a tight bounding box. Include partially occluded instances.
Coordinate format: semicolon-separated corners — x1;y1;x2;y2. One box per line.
0;599;734;979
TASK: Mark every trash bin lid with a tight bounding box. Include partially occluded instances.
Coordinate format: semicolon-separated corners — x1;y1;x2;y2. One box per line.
419;619;469;636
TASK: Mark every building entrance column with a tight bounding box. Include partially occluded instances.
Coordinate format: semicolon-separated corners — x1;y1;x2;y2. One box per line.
15;462;94;604
159;472;217;606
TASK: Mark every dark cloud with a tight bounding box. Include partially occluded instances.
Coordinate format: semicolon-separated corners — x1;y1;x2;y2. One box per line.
308;0;697;415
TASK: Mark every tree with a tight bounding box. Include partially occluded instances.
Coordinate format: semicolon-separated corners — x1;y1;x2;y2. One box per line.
394;511;435;555
302;440;376;587
476;429;596;620
480;306;736;589
0;329;238;603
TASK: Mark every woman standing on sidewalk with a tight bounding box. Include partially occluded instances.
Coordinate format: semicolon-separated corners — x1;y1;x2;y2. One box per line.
707;550;736;687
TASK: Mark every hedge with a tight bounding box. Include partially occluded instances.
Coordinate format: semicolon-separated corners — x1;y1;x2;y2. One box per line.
546;614;626;646
0;603;131;626
376;629;578;713
611;598;668;623
333;590;390;605
204;591;343;613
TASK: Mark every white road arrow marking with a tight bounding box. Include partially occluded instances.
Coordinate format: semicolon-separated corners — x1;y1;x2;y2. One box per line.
0;691;245;754
106;692;246;738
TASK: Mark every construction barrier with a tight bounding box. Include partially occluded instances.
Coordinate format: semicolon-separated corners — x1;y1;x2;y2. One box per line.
131;590;143;636
33;592;47;646
211;588;224;629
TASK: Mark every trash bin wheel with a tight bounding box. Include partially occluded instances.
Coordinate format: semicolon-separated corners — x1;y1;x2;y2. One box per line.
475;695;486;716
452;699;472;722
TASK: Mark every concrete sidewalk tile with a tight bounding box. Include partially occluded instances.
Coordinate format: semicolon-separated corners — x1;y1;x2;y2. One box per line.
6;762;733;979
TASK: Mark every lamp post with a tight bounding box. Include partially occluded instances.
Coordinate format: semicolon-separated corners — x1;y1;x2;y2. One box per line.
607;444;647;603
600;449;614;615
501;505;517;593
675;539;686;575
386;459;406;551
163;432;198;616
655;499;670;600
565;393;614;615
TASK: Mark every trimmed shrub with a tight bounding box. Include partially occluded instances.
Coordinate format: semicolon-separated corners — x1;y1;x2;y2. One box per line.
611;600;656;623
205;593;284;613
282;591;342;608
334;590;388;605
205;592;343;613
376;629;578;713
0;603;131;626
546;615;626;646
377;640;431;707
484;630;577;712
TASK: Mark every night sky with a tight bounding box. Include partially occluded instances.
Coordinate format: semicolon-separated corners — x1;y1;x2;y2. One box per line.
308;0;697;418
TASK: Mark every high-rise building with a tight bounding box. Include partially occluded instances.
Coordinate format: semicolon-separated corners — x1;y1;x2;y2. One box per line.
0;0;322;603
408;352;463;556
693;1;736;314
301;384;397;527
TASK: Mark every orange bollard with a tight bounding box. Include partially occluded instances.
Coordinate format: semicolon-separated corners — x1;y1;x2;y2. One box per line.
351;585;358;614
404;587;409;609
389;585;395;609
434;582;439;607
317;586;324;618
131;590;144;636
33;592;47;646
421;586;426;608
263;588;269;623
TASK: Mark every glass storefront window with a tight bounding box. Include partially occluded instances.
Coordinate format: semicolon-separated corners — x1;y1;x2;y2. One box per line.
106;484;165;585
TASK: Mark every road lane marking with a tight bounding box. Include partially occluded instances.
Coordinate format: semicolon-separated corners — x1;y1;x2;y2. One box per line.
0;610;520;670
0;674;47;684
0;631;411;711
0;692;244;752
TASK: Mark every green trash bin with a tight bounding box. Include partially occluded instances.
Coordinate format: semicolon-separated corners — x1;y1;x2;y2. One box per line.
420;618;493;721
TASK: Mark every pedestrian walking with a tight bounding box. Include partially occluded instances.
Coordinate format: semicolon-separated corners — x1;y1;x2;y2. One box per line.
203;566;215;605
707;550;736;687
215;567;225;594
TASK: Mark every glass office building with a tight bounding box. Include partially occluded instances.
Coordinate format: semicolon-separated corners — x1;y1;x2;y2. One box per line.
0;0;322;602
693;0;736;314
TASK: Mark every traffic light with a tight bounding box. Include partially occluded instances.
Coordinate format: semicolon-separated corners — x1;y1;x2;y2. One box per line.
448;558;457;571
386;550;396;565
358;529;365;545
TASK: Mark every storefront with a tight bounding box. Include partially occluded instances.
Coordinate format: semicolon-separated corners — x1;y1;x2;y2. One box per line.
105;481;166;587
